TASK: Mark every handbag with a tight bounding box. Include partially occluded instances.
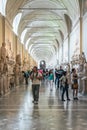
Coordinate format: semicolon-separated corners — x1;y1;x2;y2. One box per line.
72;83;78;89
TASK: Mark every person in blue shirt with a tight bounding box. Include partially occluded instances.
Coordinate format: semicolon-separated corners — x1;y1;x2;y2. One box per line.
48;69;54;91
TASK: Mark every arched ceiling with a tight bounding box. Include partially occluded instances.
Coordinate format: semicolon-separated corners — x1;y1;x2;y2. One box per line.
5;0;80;65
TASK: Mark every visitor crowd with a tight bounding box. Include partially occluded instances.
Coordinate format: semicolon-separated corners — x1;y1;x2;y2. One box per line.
22;66;79;104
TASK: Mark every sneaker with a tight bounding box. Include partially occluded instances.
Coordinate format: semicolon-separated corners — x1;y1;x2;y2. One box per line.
34;101;38;104
32;100;35;103
76;97;78;100
36;101;38;104
67;98;70;101
73;97;76;100
62;99;65;101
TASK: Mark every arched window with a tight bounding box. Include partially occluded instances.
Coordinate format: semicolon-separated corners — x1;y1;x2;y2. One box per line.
0;0;7;16
21;29;28;44
13;13;22;35
25;38;30;50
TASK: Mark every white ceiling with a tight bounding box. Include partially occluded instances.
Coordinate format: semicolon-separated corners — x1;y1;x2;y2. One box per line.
5;0;79;65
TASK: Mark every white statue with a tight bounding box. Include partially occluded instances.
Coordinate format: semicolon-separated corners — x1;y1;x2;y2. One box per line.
13;54;21;85
6;41;14;61
79;52;86;64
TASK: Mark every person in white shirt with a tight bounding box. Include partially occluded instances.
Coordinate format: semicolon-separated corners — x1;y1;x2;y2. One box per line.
60;71;70;101
30;66;42;104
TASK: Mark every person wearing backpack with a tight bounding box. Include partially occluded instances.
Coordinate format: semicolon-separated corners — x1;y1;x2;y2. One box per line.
30;66;42;104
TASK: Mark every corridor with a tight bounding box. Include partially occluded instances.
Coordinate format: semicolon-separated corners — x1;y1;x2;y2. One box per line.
0;82;87;130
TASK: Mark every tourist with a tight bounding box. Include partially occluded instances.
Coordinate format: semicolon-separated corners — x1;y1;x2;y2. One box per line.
71;68;78;100
30;66;42;104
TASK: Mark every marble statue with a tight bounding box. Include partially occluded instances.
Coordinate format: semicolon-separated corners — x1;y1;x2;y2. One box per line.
0;59;4;75
13;54;21;86
0;59;4;95
81;62;87;94
0;42;7;63
0;42;9;94
6;41;14;61
77;52;87;94
3;62;8;94
79;52;86;64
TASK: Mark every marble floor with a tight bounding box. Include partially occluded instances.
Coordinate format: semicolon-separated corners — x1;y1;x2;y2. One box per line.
0;81;87;130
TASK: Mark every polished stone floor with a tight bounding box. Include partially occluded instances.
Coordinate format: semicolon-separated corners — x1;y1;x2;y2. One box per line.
0;81;87;130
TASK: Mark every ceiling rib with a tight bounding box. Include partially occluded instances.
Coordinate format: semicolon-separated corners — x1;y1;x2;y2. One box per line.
19;7;67;11
25;26;60;28
24;19;63;21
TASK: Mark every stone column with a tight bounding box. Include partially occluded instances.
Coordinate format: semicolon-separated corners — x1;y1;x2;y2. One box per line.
22;45;24;64
2;16;5;43
79;0;83;54
68;34;70;62
0;15;5;46
62;43;63;63
13;33;17;59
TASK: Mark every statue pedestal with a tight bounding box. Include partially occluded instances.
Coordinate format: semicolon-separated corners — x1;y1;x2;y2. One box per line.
0;76;3;96
19;72;24;85
78;73;83;93
81;76;87;95
15;76;19;86
9;74;15;90
8;60;15;90
3;74;9;94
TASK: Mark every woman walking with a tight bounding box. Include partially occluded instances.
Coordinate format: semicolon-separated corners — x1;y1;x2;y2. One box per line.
48;70;54;91
71;68;78;100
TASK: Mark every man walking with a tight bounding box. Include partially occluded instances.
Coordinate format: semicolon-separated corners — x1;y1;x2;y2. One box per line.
30;66;42;104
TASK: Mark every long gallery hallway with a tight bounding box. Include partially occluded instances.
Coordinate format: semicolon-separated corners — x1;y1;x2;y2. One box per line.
0;82;87;130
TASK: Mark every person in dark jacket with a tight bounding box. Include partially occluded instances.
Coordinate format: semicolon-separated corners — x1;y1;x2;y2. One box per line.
23;71;29;85
56;66;64;89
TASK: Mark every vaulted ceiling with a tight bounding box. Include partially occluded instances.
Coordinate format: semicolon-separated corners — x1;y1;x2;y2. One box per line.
5;0;80;65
